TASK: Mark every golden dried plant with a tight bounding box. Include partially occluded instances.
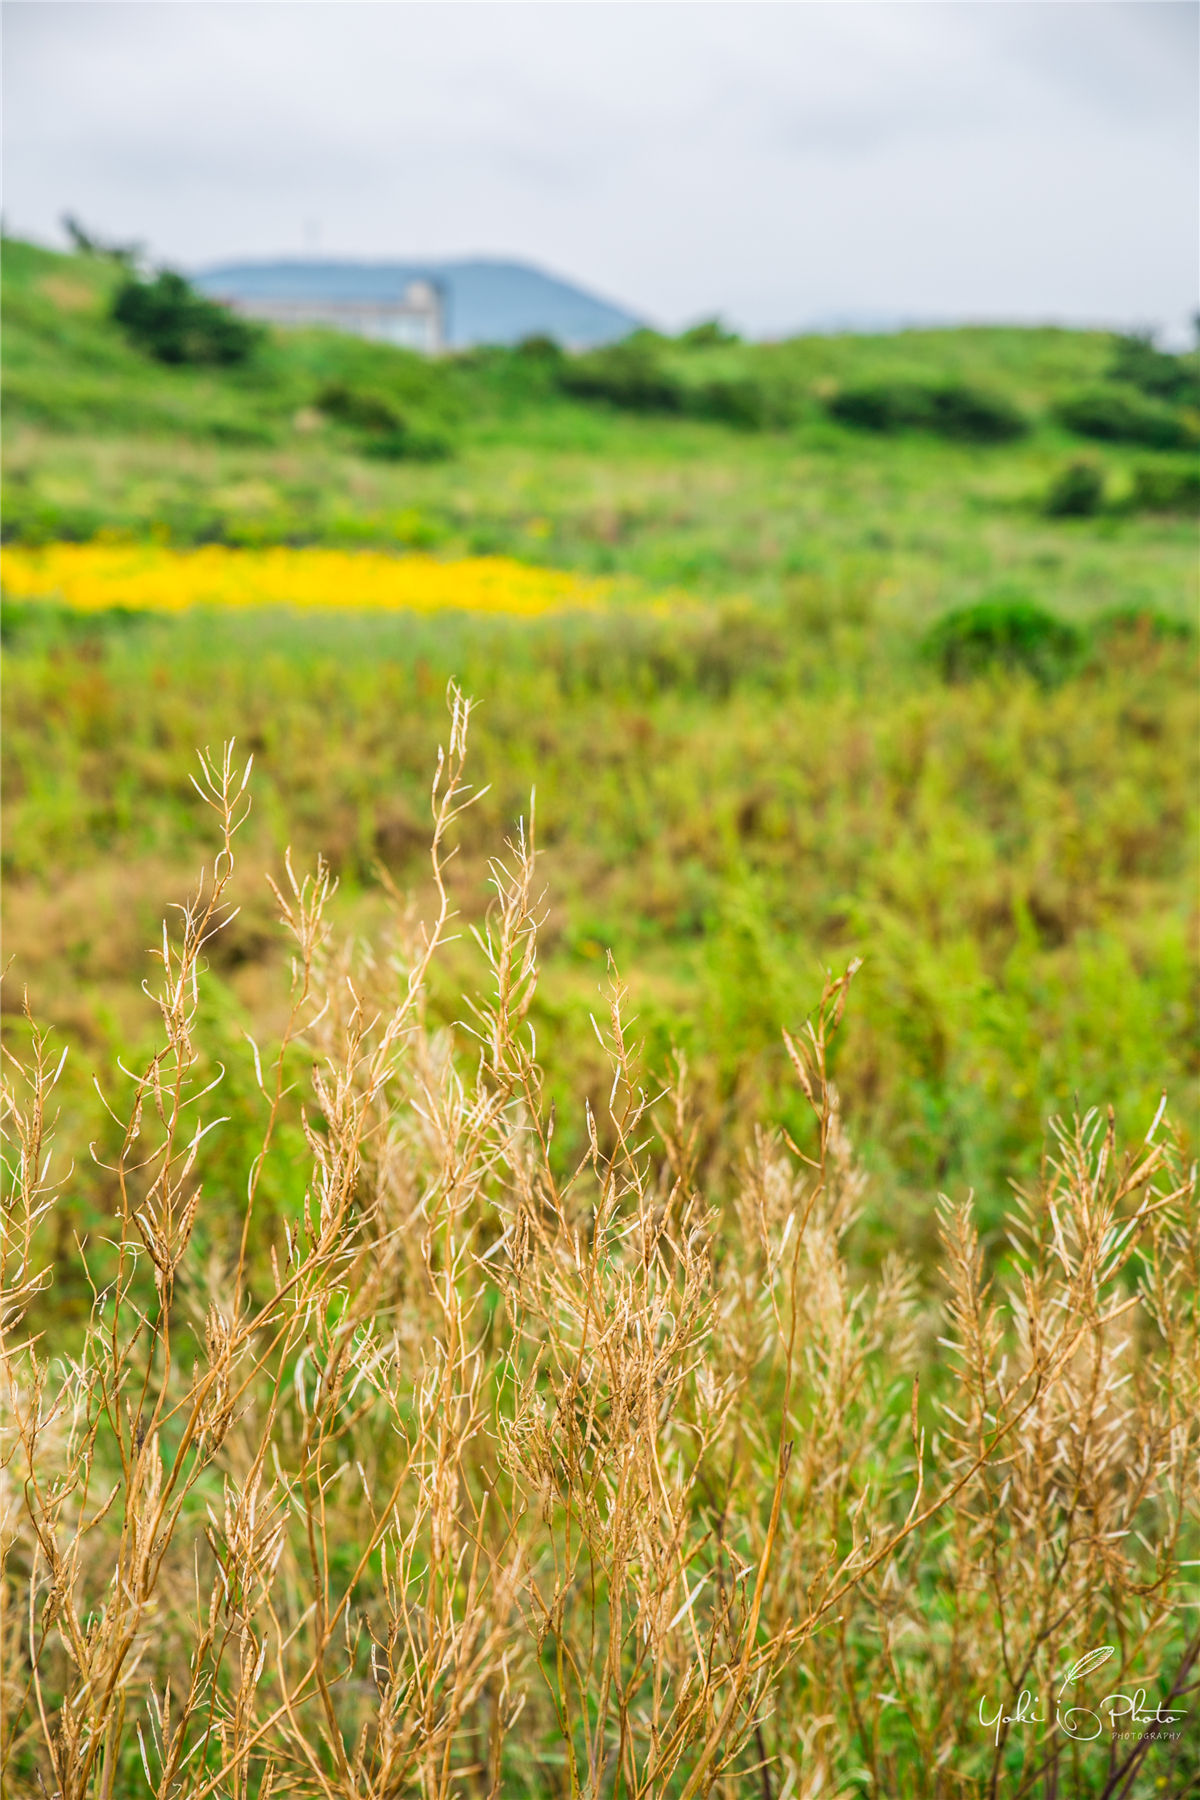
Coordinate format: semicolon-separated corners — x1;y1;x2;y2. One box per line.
2;689;1195;1800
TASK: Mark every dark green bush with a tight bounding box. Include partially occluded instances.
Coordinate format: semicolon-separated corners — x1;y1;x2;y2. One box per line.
1055;386;1196;449
1109;333;1200;407
111;271;260;366
924;598;1084;685
926;383;1027;441
315;382;401;433
515;334;564;363
314;382;454;460
561;341;786;431
1128;463;1200;514
692;377;770;430
677;318;740;348
827;380;1026;442
559;342;682;412
363;423;455;463
1044;461;1104;518
826;380;929;433
1;490;107;544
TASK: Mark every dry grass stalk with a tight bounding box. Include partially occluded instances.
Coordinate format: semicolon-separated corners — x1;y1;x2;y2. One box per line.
2;688;1196;1799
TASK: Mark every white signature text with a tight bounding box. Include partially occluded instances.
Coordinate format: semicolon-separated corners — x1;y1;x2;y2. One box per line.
978;1647;1188;1747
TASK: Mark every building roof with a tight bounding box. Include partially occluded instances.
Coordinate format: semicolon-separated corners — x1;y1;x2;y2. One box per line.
192;257;642;350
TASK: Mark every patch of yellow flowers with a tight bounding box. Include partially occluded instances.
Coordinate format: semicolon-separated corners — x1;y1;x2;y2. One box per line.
0;543;614;616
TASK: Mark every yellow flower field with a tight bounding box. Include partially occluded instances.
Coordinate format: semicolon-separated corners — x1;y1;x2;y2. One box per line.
0;542;614;616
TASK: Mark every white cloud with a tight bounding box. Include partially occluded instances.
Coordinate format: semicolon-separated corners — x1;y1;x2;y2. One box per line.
2;1;1196;336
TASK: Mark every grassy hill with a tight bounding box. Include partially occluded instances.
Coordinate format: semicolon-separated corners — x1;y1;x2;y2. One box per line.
4;232;1197;583
2;232;1197;1258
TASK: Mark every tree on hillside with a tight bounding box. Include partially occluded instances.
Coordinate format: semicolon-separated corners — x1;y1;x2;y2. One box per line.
111;268;261;366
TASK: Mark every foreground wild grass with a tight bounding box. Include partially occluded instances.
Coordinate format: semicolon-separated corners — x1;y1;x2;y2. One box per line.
2;696;1197;1799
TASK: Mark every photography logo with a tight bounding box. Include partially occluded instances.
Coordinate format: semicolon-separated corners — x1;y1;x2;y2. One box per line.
979;1646;1189;1748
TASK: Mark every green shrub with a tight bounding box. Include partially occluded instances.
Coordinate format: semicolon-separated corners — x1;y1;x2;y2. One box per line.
1044;461;1104;517
692;376;770;429
925;382;1027;441
826;379;929;433
1109;332;1200;406
111;270;260;366
1055;385;1196;449
677;317;741;348
315;381;454;461
561;343;783;431
0;489;107;544
1129;462;1200;514
559;341;683;412
827;380;1026;442
924;598;1084;684
514;333;564;363
315;381;401;432
363;422;455;462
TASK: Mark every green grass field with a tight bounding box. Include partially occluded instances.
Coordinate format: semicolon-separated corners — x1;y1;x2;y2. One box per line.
2;234;1200;1800
2;232;1197;1257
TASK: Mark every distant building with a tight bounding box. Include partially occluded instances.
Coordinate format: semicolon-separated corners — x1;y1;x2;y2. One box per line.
193;260;642;353
208;277;444;354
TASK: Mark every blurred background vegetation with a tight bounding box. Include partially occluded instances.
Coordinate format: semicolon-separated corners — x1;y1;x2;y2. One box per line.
2;233;1197;1276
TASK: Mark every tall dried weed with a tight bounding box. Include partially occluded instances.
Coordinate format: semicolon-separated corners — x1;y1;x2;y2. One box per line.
2;690;1196;1798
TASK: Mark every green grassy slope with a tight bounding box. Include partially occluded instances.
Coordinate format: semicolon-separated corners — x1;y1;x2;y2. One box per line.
4;234;1197;597
2;235;1197;1263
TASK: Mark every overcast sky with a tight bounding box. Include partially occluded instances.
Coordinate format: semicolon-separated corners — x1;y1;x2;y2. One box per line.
3;1;1197;338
